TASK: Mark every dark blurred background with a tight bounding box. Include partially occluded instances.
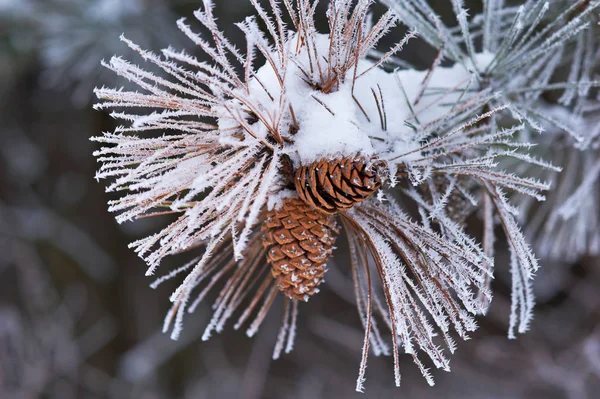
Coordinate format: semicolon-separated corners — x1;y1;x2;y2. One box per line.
1;1;599;398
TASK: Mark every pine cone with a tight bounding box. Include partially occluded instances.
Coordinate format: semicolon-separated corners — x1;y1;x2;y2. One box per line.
261;198;339;301
295;155;387;214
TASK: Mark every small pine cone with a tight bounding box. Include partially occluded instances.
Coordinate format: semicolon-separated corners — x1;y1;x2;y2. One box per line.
261;198;339;301
295;155;387;214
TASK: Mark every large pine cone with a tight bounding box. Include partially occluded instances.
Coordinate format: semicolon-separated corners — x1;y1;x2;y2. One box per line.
261;198;339;301
295;155;387;214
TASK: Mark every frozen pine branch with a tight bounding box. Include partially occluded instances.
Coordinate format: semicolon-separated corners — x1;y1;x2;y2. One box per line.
91;0;595;391
344;197;493;389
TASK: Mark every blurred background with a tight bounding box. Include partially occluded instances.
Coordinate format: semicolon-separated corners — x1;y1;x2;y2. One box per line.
1;0;599;398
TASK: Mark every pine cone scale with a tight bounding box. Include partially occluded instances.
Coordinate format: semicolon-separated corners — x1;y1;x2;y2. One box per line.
306;167;337;213
267;245;287;262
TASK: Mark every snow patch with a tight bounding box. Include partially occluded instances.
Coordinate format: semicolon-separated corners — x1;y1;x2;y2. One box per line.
229;36;494;169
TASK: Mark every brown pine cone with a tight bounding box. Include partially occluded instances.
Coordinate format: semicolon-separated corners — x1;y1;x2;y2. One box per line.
261;198;339;301
295;155;387;214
